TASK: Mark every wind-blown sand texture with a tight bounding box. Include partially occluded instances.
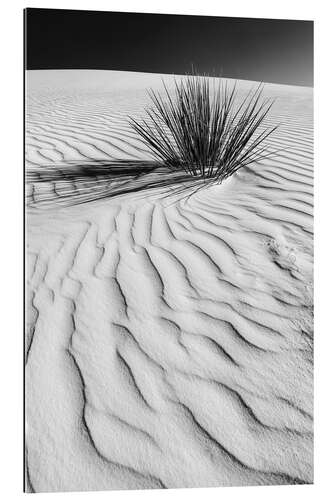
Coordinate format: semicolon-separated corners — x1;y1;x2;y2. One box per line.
25;70;313;492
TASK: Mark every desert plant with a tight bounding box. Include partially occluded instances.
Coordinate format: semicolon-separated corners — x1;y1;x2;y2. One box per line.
129;74;278;182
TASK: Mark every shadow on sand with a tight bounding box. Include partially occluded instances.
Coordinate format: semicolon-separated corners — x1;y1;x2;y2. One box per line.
26;159;204;208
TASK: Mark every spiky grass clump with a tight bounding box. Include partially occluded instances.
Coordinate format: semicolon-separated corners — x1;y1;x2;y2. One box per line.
129;75;278;182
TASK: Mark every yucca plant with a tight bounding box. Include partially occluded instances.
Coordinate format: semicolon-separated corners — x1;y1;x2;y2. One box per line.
129;74;278;182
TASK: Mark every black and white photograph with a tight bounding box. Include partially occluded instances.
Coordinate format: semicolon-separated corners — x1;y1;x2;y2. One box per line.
24;7;314;494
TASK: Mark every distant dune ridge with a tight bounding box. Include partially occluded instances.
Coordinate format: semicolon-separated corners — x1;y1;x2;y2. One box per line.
25;70;313;492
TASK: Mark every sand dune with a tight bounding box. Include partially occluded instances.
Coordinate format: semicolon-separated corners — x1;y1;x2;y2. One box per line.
25;70;313;492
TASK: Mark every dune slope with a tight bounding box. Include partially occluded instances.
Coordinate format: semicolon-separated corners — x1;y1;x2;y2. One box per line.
25;70;313;492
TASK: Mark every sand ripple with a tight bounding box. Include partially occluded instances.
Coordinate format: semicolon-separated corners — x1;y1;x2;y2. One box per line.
25;70;313;492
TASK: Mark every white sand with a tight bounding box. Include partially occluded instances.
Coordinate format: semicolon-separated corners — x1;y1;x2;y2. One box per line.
25;70;313;492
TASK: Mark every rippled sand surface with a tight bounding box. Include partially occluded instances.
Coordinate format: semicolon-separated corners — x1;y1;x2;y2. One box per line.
25;70;313;492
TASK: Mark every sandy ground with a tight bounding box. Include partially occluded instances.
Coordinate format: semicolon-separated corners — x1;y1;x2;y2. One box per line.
25;70;313;492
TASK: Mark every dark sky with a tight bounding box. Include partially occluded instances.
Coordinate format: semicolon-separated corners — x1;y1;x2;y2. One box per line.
25;8;313;86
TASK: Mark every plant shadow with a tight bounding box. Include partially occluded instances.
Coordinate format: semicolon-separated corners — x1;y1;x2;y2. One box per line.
26;159;199;208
